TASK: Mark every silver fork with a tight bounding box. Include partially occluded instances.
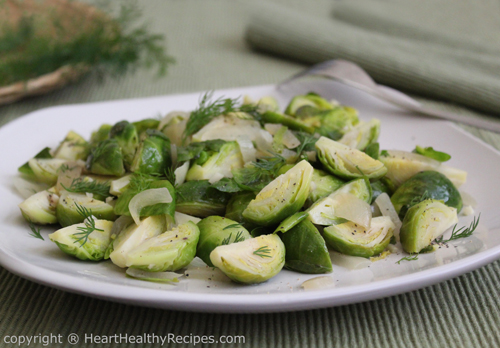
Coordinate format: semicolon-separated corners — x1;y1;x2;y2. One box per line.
278;59;500;133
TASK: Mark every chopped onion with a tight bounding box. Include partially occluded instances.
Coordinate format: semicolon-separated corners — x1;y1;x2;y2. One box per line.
330;251;371;270
174;212;201;226
301;276;336;291
13;177;48;199
461;205;475;216
282;130;300;149
374;193;402;241
129;188;173;225
332;192;372;228
158;111;189;131
264;123;281;135
236;137;257;164
126;268;181;283
174;161;190;186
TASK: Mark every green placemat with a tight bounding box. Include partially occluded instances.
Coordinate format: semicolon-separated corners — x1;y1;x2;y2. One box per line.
1;1;500;347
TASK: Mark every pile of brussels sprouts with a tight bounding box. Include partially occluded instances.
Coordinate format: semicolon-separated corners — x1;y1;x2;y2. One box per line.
17;92;471;284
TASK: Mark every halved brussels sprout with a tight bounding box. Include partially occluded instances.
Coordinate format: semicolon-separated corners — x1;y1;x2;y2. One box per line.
391;171;462;219
53;131;89;161
338;119;380;151
86;139;125;176
56;191;116;227
196;216;251;266
175;180;231;217
307;192;372;227
108;215;167;268
323;216;395;258
285;93;334;116
210;234;285;284
49;219;114;261
307;169;345;206
18;147;52;180
379;150;467;188
130;130;171;175
90;124;112;147
109;121;139;169
191;114;263;144
329;177;372;203
126;221;200;272
299;107;359;140
132;118;160;135
186;141;244;183
28;158;68;185
315;136;387;180
19;190;59;224
242;160;313;226
280;220;332;274
400;199;458;254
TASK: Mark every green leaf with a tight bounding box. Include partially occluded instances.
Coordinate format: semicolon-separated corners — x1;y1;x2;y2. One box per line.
413;146;451;162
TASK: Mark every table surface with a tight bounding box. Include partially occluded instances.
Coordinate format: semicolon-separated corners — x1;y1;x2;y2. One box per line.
1;1;500;347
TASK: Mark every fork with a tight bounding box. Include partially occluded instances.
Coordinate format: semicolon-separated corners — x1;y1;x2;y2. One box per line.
278;60;500;133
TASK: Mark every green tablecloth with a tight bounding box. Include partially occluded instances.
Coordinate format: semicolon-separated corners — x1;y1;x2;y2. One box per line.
1;1;500;347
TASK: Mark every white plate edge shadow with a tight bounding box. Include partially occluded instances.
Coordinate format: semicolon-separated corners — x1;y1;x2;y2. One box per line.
1;82;500;313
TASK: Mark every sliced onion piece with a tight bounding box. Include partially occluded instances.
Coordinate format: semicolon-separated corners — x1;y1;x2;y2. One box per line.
158;111;189;131
374;192;402;241
333;192;372;228
236;137;257;164
110;215;135;239
208;172;224;184
126;268;181;283
329;251;371;270
129;188;173;225
301;276;336;291
174;161;190;186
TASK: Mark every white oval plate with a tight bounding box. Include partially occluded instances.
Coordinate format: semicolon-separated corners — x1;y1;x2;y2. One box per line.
1;81;499;313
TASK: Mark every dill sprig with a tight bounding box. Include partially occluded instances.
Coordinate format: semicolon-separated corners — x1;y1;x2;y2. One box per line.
252;153;286;175
220;231;245;246
164;167;176;187
72;203;103;247
436;214;480;243
27;219;44;240
0;1;174;87
253;245;272;258
129;172;155;192
223;223;244;231
396;254;418;264
294;132;317;157
62;178;110;197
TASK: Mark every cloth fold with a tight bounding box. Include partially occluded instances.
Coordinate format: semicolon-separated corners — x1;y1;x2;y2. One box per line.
245;0;500;115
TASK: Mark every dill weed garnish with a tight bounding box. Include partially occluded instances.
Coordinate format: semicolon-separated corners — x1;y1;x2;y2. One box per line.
0;0;174;88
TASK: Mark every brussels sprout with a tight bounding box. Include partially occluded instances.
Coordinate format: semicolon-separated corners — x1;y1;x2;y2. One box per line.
49;219;114;261
53;131;89;161
400;199;458;254
323;216;395;258
18;147;52;180
391;171;462;219
19;190;59;224
261;111;315;134
28;158;68;185
196;216;251;266
130;130;171;175
299;107;359;140
338;119;380;151
280;220;332;274
56;191;116;227
379;150;467;188
185;141;244;183
225;191;257;229
274;211;308;234
86;139;125;176
243;160;313;226
210;234;285;284
109;121;139;169
132;118;160;135
90;124;112;146
114;178;176;218
330;177;372;204
315;136;387;180
306;169;345;206
285;93;334;116
108;215;167;268
109;175;132;196
364;142;380;160
175;180;231;217
126;222;200;272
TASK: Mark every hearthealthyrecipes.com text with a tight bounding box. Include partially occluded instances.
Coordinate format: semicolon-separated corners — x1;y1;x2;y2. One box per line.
3;333;245;346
